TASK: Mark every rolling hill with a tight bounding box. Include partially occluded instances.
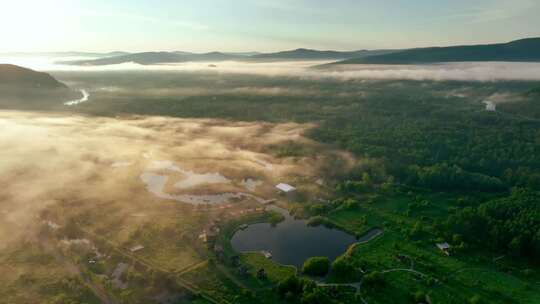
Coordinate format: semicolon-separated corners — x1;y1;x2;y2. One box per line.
333;37;540;64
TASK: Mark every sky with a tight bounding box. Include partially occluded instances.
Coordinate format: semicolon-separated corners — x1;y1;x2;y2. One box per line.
1;0;540;52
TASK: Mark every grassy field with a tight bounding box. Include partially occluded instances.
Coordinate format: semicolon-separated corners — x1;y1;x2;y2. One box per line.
325;191;540;304
0;242;102;304
180;261;254;304
240;252;297;283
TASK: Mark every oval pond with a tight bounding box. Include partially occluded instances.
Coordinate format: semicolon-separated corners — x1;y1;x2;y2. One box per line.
231;206;358;267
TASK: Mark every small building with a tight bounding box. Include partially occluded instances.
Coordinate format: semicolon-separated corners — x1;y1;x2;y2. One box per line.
261;250;272;259
130;245;145;253
436;242;451;256
276;183;297;200
199;227;218;244
483;100;496;112
276;183;296;193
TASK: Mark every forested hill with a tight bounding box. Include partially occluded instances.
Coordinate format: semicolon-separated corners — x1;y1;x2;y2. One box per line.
333;37;540;64
0;64;67;89
0;64;77;109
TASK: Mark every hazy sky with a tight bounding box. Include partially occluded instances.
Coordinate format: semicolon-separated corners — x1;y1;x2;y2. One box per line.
2;0;540;52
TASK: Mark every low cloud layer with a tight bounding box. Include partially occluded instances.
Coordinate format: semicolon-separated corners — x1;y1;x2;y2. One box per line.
322;62;540;82
66;61;540;82
4;56;540;82
93;85;327;98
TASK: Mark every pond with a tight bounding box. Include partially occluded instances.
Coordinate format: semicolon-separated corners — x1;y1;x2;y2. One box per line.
231;206;360;267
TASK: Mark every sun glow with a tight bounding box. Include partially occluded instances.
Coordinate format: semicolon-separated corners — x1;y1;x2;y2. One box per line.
0;0;78;52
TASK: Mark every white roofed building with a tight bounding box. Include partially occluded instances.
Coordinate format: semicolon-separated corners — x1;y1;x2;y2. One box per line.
436;242;451;256
276;183;296;193
276;183;297;200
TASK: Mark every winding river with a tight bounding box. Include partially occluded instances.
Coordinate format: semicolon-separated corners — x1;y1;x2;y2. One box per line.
64;89;90;106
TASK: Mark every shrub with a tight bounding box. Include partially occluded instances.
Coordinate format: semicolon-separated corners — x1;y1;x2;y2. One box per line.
302;257;330;276
469;295;483;304
277;275;302;297
307;216;325;227
363;271;386;288
331;256;356;281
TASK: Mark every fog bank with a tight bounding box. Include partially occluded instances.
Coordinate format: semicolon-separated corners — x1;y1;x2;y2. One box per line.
0;111;355;248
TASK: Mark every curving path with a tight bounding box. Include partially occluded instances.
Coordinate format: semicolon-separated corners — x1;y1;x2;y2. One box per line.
381;268;428;278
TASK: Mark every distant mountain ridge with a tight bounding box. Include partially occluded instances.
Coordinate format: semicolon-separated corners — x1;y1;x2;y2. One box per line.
61;49;396;66
62;51;247;66
251;48;395;60
333;37;540;65
56;37;540;66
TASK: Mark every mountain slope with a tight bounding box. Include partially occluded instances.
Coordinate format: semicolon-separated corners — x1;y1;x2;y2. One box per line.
334;37;540;64
0;64;67;89
0;64;79;110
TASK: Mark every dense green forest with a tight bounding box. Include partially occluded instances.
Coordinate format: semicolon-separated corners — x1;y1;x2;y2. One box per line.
443;188;540;261
307;87;540;192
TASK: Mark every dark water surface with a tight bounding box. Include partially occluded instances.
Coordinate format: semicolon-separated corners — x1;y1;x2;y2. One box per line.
231;206;359;267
